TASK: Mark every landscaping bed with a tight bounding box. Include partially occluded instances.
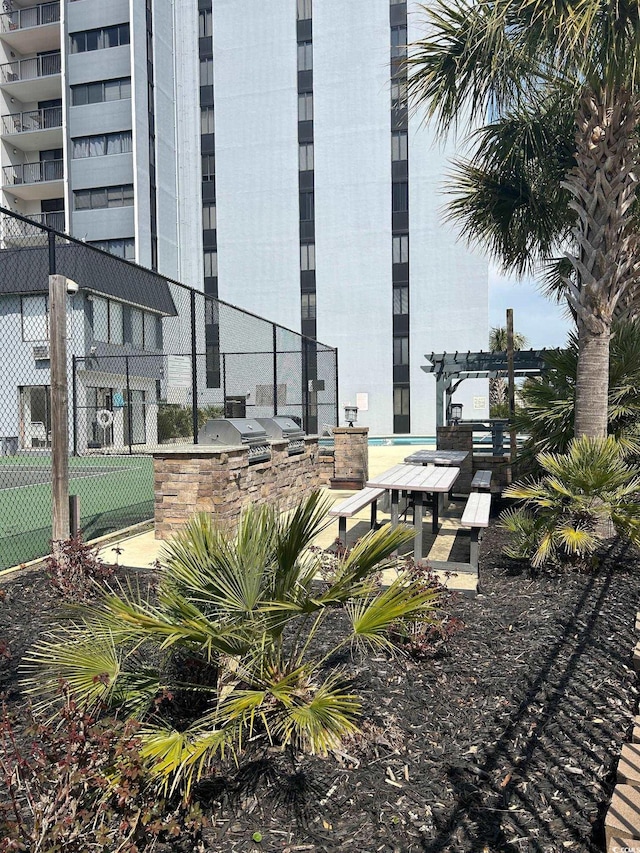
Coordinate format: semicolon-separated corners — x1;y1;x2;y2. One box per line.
1;524;638;853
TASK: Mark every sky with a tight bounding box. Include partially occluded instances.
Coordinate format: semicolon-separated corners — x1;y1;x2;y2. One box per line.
488;264;573;350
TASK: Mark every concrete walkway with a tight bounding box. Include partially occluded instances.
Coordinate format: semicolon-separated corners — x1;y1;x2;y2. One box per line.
97;442;479;595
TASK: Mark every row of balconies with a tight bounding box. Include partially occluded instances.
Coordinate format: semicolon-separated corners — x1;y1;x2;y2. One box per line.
0;2;62;207
0;2;59;34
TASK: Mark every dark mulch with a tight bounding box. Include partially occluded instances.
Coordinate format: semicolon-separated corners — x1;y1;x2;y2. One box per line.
1;524;639;853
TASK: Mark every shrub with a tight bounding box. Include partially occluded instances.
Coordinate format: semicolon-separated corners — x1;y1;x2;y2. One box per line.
0;691;207;852
23;492;443;798
157;404;224;443
45;534;115;602
501;436;640;569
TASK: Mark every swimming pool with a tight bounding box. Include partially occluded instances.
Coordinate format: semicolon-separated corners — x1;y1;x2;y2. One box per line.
319;436;436;447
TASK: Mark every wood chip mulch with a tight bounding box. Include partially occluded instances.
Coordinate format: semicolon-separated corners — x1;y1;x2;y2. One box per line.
1;523;639;853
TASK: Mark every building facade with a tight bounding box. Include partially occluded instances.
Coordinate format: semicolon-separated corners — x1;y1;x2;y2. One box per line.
0;0;488;437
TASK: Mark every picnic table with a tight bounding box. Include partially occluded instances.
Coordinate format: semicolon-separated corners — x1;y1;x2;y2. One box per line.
366;463;460;561
404;449;469;466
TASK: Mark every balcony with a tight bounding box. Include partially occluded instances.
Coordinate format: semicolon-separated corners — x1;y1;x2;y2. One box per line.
2;209;65;246
1;104;61;149
0;50;61;100
2;157;63;199
0;3;60;53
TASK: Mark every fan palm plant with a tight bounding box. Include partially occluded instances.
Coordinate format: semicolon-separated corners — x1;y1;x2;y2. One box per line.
408;0;640;439
501;436;640;568
23;492;441;797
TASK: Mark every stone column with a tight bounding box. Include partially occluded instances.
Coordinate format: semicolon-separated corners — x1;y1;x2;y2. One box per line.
330;427;369;489
437;425;473;495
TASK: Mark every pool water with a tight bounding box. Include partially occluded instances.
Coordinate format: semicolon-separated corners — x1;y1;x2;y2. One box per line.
319;436;436;447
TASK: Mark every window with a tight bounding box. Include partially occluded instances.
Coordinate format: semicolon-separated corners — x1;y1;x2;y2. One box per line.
301;292;316;319
394;386;410;415
299;190;314;221
202;203;216;230
390;0;405;4
131;308;144;348
201;106;214;135
393;234;409;264
91;297;124;344
391;25;407;58
391;80;408;110
297;0;312;19
72;131;132;159
298;92;313;121
92;297;109;342
21;295;48;341
203;251;218;278
298;41;312;72
109;301;123;345
88;238;135;260
71;78;131;106
392;130;408;161
144;313;156;351
200;57;213;86
393;286;409;315
70;23;129;53
299;142;314;171
393;336;409;365
300;243;315;271
202;154;215;181
392;181;408;212
73;184;134;210
199;9;212;38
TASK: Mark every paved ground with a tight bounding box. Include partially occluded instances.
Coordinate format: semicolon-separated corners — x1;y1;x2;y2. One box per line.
97;443;479;593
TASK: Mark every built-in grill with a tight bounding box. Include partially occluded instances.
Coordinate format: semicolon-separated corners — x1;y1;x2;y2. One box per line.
199;418;271;463
257;417;306;456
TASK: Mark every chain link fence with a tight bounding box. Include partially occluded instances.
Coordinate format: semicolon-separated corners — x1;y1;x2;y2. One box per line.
0;208;338;570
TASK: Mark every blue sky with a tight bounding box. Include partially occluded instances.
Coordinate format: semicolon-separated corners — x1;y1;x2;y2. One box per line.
488;265;573;350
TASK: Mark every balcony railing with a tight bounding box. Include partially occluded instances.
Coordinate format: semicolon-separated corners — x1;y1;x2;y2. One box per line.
2;105;61;134
2;157;63;185
0;2;60;33
0;51;61;84
26;210;64;230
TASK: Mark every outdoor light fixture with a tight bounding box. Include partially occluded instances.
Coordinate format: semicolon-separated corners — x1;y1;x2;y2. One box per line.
450;402;463;425
344;404;358;427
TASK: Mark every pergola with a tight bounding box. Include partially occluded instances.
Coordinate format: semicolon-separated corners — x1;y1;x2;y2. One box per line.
422;349;558;426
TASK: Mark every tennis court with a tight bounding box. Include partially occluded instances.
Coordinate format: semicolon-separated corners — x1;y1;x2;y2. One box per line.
0;455;154;571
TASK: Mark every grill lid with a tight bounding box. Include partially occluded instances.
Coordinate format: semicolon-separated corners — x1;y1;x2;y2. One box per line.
256;417;305;441
200;418;269;446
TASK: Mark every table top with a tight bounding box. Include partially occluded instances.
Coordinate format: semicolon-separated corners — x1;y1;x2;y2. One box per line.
367;463;459;493
404;449;469;466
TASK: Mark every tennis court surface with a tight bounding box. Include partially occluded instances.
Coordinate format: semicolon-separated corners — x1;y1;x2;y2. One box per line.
0;454;153;571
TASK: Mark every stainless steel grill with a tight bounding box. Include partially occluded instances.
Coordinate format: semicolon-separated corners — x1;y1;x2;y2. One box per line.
199;418;271;463
257;417;306;455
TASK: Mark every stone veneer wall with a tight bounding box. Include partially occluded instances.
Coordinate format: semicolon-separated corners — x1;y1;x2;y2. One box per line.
154;437;321;539
331;427;369;488
436;425;511;494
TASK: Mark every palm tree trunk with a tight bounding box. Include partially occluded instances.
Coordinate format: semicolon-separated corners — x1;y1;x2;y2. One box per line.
574;320;610;438
562;88;640;439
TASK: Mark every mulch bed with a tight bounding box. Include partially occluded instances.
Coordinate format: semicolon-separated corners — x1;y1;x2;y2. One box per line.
1;523;639;853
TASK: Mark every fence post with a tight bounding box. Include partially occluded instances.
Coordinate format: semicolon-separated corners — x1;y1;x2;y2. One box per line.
506;309;517;462
190;290;199;443
71;354;78;456
125;355;133;455
49;273;69;553
222;352;227;412
272;324;278;416
334;347;339;428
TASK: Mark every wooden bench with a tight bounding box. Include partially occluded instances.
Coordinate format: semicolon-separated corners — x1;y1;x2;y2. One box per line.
460;491;492;570
328;486;386;544
471;470;492;492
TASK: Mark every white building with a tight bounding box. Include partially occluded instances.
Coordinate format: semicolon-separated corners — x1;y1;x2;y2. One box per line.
0;0;488;437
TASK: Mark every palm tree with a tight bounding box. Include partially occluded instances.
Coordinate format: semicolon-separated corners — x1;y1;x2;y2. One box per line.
408;0;640;439
22;493;441;797
488;326;527;413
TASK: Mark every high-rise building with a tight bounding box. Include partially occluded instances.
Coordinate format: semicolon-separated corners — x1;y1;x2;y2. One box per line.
0;0;488;436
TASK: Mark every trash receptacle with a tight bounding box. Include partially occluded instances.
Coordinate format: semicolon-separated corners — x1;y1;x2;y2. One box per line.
1;436;18;456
